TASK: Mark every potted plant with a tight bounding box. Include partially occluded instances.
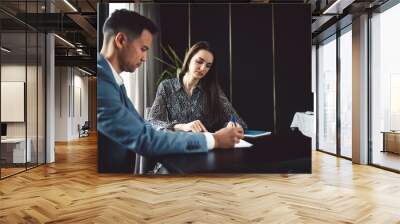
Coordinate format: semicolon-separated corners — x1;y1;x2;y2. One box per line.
154;45;184;87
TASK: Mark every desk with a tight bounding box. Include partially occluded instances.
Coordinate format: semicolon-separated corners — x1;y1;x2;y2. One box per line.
152;131;311;174
1;138;31;163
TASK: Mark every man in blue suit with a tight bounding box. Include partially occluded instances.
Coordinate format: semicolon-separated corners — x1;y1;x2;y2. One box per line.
97;9;244;173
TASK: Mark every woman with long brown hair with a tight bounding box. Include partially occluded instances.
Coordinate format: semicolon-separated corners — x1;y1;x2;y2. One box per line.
148;41;247;133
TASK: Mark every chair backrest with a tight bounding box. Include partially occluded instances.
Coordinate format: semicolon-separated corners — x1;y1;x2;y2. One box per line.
82;121;90;129
134;107;155;174
144;107;152;120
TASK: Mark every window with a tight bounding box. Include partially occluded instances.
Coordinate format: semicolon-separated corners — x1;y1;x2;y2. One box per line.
317;35;337;154
370;2;400;171
339;28;352;158
0;0;46;179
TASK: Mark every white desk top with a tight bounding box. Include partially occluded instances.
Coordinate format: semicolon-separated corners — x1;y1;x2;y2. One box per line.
1;138;28;143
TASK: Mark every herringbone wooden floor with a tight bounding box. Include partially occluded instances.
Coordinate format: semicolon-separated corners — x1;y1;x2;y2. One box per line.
1;134;400;223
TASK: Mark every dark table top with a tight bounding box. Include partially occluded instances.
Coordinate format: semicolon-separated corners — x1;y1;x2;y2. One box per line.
154;130;311;174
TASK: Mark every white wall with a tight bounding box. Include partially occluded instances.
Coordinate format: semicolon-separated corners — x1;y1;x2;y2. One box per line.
55;66;69;141
54;66;89;141
71;71;89;138
1;63;46;164
1;65;27;140
1;65;41;137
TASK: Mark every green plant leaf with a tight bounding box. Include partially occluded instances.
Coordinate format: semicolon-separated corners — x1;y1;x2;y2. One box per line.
155;44;184;87
161;45;175;64
167;45;183;67
154;56;176;69
176;68;181;77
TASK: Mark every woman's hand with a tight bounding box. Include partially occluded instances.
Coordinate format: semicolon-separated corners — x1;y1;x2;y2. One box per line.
226;121;242;128
174;120;208;133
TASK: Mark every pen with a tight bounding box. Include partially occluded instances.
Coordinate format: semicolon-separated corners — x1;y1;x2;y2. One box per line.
230;115;237;127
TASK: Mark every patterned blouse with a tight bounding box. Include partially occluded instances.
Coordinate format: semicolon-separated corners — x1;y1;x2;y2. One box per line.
147;78;247;132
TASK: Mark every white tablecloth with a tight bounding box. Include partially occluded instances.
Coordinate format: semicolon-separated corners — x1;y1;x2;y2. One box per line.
290;112;316;150
290;112;315;138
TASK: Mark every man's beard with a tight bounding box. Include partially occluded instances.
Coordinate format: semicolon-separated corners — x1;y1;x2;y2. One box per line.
118;52;136;73
121;62;136;73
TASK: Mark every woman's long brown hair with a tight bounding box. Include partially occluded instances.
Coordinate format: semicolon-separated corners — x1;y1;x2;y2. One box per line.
178;41;223;131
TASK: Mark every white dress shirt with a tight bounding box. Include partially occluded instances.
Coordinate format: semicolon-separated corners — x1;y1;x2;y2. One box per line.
105;58;124;86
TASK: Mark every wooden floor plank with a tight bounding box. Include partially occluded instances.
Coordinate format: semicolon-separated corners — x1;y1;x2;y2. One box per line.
0;134;400;223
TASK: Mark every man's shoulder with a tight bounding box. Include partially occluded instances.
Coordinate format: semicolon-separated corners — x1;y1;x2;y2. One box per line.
97;62;109;78
97;55;114;79
97;61;115;83
97;62;119;95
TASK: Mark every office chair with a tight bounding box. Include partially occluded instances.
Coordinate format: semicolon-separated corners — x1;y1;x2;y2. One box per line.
78;121;90;138
134;156;166;175
133;107;158;174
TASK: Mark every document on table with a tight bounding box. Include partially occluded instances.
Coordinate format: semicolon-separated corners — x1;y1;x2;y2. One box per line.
235;139;253;148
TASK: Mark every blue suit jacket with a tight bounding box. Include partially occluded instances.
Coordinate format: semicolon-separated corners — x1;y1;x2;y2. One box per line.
97;54;208;173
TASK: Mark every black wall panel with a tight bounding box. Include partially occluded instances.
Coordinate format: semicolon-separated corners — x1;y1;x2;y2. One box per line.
159;4;189;72
231;4;274;131
274;4;312;134
190;4;230;98
157;3;311;135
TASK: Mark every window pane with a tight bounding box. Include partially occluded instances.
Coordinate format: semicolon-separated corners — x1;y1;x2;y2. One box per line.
371;3;400;171
27;31;38;169
340;29;352;158
38;32;45;165
1;2;28;177
318;37;337;154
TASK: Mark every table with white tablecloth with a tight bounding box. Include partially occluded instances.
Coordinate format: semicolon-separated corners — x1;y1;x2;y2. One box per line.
290;112;315;149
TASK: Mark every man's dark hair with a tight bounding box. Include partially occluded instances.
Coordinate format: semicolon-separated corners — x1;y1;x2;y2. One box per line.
103;9;158;43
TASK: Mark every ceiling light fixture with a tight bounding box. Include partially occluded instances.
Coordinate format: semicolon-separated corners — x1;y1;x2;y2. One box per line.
54;34;75;48
63;0;78;12
322;0;354;15
1;47;11;53
78;67;92;76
